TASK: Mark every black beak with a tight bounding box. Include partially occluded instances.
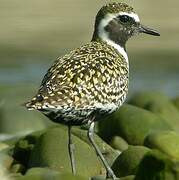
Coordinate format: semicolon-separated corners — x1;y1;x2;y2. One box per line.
139;25;160;36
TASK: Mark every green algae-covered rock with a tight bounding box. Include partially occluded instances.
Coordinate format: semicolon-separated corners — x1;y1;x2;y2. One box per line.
12;129;46;170
129;92;179;131
121;175;135;180
72;127;119;166
25;167;59;176
11;125;119;176
91;175;134;180
28;126;104;177
98;105;172;145
135;150;179;180
109;136;128;152
14;169;86;180
144;131;179;160
112;146;150;177
11;163;25;174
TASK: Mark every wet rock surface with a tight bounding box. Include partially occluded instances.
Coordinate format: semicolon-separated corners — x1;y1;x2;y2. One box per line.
129;91;179;131
28;126;103;177
112;146;150;177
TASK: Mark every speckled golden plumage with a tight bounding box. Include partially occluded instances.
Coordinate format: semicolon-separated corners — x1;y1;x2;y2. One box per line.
26;40;129;125
24;2;160;178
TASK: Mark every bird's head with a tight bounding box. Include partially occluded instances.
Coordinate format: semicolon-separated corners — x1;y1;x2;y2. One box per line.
92;2;160;49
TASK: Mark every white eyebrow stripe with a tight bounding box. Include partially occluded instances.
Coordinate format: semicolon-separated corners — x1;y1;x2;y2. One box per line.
119;12;140;22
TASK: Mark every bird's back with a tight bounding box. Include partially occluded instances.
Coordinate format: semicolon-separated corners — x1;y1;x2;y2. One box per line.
26;41;129;125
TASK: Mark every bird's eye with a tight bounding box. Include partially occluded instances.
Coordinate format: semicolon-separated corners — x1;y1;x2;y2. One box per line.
119;15;130;23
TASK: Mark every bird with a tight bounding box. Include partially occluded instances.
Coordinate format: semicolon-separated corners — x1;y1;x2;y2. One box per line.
25;2;160;179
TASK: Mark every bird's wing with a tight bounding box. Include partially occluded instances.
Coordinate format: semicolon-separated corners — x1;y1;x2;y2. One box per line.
26;41;129;110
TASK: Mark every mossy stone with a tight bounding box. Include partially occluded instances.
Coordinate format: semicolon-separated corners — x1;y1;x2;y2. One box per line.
14;172;86;180
12;129;46;170
91;175;121;180
28;126;103;177
129;91;179;131
144;131;179;160
25;167;55;175
111;146;150;177
109;136;128;152
91;175;134;180
98;105;172;145
24;167;87;179
10;173;23;179
135;150;179;180
121;175;135;180
72;127;119;166
10;163;25;174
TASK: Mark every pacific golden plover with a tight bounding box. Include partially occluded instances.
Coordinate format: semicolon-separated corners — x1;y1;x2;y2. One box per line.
25;2;160;179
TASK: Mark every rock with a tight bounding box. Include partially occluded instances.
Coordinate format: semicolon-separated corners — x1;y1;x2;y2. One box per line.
10;173;23;179
12;129;46;170
14;170;86;180
98;105;172;145
111;146;150;177
13;139;34;166
144;130;179;160
129;91;179;131
28;126;104;177
72;127;119;166
47;172;87;180
91;175;107;180
135;150;179;180
25;167;58;176
91;175;134;180
91;175;121;180
109;136;128;152
11;164;25;174
121;175;135;180
26;167;87;180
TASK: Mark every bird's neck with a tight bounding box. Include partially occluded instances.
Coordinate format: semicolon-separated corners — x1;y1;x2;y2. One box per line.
92;32;128;64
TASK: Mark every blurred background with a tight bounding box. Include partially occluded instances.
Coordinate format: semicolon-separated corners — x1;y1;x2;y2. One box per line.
0;0;178;135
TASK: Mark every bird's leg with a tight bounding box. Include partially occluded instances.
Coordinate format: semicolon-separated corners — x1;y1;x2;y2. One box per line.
68;125;76;175
87;121;117;180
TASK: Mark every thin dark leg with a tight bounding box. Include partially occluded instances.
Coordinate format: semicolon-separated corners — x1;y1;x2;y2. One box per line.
87;121;117;180
68;126;76;175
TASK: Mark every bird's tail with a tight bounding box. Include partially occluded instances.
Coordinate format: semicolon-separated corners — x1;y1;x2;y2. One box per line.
21;100;36;110
22;93;44;110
